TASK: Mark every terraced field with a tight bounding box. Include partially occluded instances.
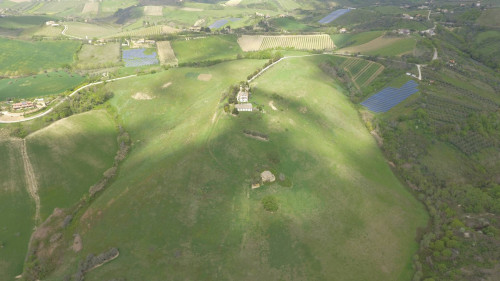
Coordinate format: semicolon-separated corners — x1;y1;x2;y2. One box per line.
238;34;335;51
340;58;384;88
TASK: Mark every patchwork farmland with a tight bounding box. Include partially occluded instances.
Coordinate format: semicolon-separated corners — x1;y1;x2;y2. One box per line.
340;58;384;89
238;34;335;51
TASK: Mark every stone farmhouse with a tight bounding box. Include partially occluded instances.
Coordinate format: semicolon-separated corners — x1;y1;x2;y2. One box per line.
237;86;250;103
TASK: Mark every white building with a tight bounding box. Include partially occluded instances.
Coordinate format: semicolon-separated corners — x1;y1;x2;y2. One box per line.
236;86;250;103
235;103;253;112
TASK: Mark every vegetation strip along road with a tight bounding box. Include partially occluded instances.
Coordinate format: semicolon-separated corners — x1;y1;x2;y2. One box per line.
0;75;137;124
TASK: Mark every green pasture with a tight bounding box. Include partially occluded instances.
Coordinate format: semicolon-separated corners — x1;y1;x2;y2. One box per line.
0;138;34;281
0;15;54;36
100;0;138;16
364;37;416;57
0;38;81;76
162;4;281;27
171;35;243;64
38;58;426;281
76;43;122;69
34;1;83;17
271;17;314;31
0;72;85;100
62;22;121;39
331;31;384;48
477;8;500;27
0;15;52;30
26;110;118;221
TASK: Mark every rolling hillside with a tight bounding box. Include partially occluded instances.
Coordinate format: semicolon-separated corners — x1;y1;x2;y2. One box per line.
23;58;427;281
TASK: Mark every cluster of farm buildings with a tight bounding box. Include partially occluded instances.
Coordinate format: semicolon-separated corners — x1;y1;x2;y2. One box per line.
235;86;253;112
7;99;46;111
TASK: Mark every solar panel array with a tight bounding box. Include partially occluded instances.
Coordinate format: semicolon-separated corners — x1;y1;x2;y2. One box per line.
318;9;352;24
209;18;241;29
361;80;419;113
123;49;159;67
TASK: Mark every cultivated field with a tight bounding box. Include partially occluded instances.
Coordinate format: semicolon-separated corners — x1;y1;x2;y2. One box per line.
76;43;122;69
144;5;163;16
109;25;178;38
0;38;81;76
35;1;84;16
172;35;243;63
32;58;426;281
32;25;63;37
62;22;120;39
0;71;85;99
339;35;416;57
331;30;384;49
340;58;385;89
156;41;178;66
0;138;34;281
26;110;118;220
238;34;335;51
82;2;99;14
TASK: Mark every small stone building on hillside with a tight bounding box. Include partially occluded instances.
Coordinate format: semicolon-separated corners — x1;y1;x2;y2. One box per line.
237;86;250;103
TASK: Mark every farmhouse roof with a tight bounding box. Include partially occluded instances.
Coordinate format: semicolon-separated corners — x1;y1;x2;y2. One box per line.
235;103;252;110
237;90;249;98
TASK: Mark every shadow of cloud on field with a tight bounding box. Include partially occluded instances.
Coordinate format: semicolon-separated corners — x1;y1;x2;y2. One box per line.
27;58;426;281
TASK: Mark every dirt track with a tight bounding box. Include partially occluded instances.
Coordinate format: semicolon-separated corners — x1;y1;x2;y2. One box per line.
21;139;40;224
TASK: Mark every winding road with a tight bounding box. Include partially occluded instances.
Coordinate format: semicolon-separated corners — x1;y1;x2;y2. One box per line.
0;75;137;124
61;24;82;40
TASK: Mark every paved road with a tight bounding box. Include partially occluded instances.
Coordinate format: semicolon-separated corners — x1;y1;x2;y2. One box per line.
432;47;438;61
417;64;422;81
0;75;137;124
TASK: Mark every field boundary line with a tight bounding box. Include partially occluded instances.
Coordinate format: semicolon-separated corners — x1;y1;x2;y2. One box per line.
353;61;373;80
247;54;323;83
20;139;41;225
362;65;385;87
0;75;137;124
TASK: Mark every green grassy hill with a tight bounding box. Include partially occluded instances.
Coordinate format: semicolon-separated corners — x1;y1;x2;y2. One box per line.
26;110;118;221
171;35;243;64
28;58;427;281
0;72;85;100
0;137;34;281
0;38;81;76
